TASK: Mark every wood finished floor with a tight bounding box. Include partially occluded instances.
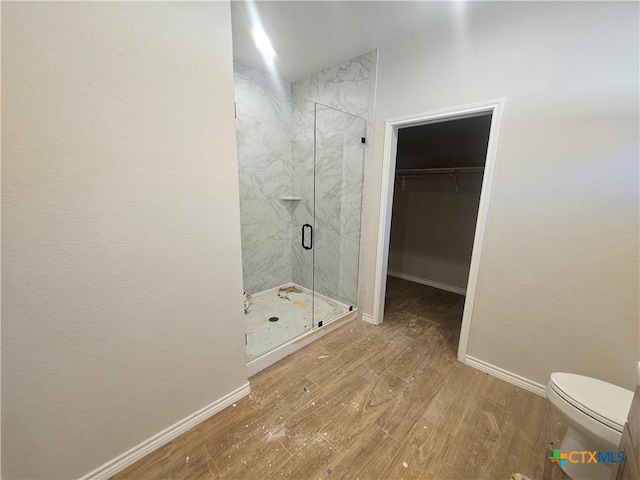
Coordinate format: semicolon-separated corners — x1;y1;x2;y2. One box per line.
115;277;569;480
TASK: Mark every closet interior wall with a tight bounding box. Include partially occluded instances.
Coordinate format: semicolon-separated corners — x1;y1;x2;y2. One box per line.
387;115;491;293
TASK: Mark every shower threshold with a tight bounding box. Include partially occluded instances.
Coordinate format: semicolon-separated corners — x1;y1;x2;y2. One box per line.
245;283;357;375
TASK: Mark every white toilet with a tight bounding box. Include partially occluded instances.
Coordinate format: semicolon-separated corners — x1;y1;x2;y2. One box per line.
547;372;634;480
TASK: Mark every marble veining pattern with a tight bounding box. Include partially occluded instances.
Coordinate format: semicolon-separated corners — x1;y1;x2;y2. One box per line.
235;51;376;352
291;52;375;310
234;63;293;294
292;52;372;118
312;104;365;306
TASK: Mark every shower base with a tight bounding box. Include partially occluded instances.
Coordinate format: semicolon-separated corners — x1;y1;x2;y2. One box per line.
245;283;349;362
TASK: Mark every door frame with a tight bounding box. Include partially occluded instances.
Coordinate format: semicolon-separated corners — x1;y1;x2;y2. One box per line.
371;98;505;361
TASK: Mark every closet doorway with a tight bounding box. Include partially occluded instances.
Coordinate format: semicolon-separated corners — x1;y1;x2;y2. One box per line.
372;99;504;361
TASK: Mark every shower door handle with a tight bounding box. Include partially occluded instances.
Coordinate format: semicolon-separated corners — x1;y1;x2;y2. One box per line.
302;223;313;250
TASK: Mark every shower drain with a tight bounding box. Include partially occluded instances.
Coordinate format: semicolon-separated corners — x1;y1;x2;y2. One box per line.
268;316;279;322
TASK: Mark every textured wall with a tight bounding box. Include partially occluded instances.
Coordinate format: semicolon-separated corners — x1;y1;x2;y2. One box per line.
234;63;293;294
2;3;248;478
365;2;639;389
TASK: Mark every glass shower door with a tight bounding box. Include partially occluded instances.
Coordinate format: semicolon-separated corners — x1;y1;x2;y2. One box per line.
289;97;316;334
312;103;366;328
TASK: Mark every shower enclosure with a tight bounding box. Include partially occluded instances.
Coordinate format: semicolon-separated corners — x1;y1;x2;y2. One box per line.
237;95;366;366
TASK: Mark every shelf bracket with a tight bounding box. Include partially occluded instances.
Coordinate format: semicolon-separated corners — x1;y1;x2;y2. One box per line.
450;173;459;193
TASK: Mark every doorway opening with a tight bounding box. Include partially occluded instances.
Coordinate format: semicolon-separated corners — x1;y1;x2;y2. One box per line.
372;99;505;361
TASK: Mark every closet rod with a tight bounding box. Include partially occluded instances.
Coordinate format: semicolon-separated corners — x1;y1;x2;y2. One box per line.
395;166;484;177
395;166;484;193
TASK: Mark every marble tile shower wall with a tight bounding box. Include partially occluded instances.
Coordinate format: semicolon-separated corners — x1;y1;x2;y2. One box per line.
290;51;376;308
234;63;293;294
234;51;377;308
289;96;315;292
291;52;372;118
313;107;365;306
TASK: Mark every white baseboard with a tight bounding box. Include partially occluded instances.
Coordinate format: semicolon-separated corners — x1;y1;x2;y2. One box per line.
79;382;251;480
387;271;466;296
464;355;546;397
361;312;376;325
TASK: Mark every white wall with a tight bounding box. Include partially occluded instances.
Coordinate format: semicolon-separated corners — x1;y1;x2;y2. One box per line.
365;2;639;389
2;2;248;478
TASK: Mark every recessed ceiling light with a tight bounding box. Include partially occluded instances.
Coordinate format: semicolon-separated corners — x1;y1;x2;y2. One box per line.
252;27;275;59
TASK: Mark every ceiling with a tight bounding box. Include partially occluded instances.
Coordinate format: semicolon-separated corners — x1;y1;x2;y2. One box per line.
230;1;474;81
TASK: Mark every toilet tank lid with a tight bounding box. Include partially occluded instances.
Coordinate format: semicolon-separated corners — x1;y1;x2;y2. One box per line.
550;373;634;430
